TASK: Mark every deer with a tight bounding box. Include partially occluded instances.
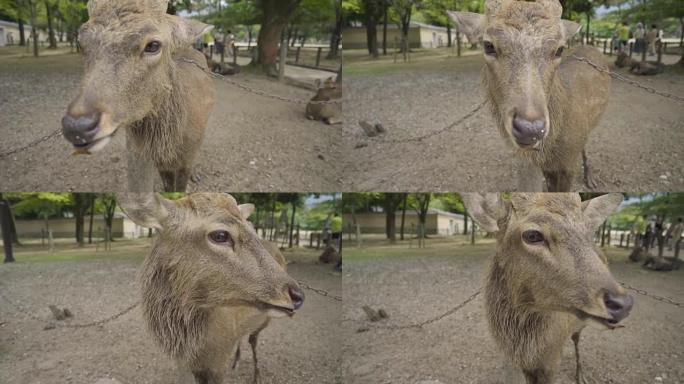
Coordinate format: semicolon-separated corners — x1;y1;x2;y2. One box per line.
306;77;342;125
448;0;611;192
62;0;216;192
118;193;304;384
461;193;633;384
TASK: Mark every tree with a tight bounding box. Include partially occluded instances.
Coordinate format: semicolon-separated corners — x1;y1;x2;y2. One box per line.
100;194;117;244
72;193;90;246
360;0;384;58
254;0;302;74
409;193;431;238
390;0;422;60
382;193;404;241
0;197;15;263
328;0;343;59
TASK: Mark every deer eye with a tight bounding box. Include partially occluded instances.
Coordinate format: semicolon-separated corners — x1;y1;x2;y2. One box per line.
209;230;233;246
522;230;545;245
144;41;162;54
483;41;497;56
555;46;564;58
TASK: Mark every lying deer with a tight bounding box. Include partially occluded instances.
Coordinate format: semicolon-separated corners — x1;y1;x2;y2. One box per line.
306;77;342;125
462;193;633;384
449;0;611;191
119;193;304;384
62;0;216;192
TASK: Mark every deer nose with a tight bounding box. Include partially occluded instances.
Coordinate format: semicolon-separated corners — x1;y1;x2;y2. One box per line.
288;285;305;310
61;112;101;145
603;292;633;323
512;115;546;147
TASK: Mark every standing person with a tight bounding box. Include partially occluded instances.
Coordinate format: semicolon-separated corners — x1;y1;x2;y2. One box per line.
634;22;645;54
647;24;658;56
667;218;684;261
618;22;629;52
226;29;236;58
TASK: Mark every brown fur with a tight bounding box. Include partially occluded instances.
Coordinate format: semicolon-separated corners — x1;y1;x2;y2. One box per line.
306;77;342;125
449;0;611;191
118;193;301;384
65;0;216;192
462;193;631;384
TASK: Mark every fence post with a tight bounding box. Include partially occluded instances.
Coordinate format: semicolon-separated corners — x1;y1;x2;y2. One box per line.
470;224;476;245
316;47;322;67
626;234;631;249
233;46;238;66
296;225;300;247
393;36;398;64
603;40;607;54
657;41;663;64
456;30;461;57
278;36;288;82
48;229;54;254
295;47;301;65
309;232;313;248
619;233;624;247
316;233;321;250
356;224;361;248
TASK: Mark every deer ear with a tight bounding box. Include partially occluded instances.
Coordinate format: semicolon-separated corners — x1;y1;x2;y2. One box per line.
561;20;582;42
447;11;485;42
582;193;623;230
461;193;505;233
145;0;169;14
118;193;171;230
169;15;214;46
238;204;255;220
87;0;103;17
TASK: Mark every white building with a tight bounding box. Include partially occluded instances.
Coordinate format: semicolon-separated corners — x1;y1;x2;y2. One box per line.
0;19;43;47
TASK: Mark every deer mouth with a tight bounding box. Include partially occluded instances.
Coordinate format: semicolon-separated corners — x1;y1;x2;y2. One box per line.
573;309;623;330
258;302;296;318
71;134;115;155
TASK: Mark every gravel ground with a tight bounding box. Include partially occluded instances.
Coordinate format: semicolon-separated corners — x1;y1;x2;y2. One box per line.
343;241;684;384
342;52;684;192
0;248;342;384
0;52;341;192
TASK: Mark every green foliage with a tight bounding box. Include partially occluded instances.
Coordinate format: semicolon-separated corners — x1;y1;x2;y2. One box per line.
8;193;72;219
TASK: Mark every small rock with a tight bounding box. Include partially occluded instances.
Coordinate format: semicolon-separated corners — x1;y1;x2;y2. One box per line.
356;327;369;333
659;174;668;180
655;377;663;383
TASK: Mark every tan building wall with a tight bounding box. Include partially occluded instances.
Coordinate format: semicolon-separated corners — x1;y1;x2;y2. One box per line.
344;23;453;50
343;211;465;236
0;20;43;46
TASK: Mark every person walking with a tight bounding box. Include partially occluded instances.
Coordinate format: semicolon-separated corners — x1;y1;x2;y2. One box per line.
647;24;658;56
634;22;645;54
618;22;629;52
667;218;683;261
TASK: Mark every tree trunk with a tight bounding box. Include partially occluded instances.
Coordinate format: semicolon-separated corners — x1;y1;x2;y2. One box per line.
386;210;396;241
31;25;39;57
366;19;379;58
0;200;15;263
400;194;407;240
463;210;469;235
382;4;388;55
18;19;26;46
585;13;590;45
88;196;95;244
255;0;301;75
447;23;452;48
679;18;684;66
288;203;296;248
74;194;86;246
45;0;57;49
327;2;343;59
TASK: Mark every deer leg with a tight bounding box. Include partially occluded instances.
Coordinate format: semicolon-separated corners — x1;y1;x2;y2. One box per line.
171;168;190;192
248;331;262;384
572;332;590;384
159;171;176;192
522;368;555;384
231;345;241;370
543;169;573;192
582;150;598;190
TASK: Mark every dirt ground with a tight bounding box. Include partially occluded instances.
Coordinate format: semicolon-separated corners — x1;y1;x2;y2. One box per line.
0;50;341;192
342;48;684;192
0;243;342;384
342;238;684;384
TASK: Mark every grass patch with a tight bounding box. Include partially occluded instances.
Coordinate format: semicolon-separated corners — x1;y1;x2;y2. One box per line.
344;237;496;262
5;239;151;264
343;48;482;76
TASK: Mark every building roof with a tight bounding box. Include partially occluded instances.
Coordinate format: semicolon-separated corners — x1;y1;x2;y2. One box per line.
349;209;464;219
344;21;450;33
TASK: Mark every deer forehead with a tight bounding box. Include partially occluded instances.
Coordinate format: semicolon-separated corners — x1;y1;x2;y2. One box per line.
510;194;583;222
486;2;562;39
177;194;244;222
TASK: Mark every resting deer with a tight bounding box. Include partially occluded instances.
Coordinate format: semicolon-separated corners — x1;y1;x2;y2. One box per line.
449;0;611;191
119;193;304;384
62;0;216;192
462;193;633;384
